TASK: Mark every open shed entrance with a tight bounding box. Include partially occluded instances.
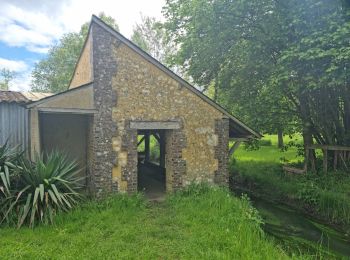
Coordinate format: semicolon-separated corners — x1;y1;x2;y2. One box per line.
39;113;92;187
137;129;166;199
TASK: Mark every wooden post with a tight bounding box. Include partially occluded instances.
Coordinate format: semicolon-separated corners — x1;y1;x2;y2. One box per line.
229;141;242;157
145;131;150;162
339;152;348;170
159;131;166;168
322;149;328;173
334;150;338;171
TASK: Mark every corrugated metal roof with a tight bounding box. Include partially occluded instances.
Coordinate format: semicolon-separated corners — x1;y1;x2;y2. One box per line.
0;91;52;104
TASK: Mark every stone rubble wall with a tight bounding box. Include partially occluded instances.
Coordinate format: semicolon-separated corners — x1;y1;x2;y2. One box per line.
90;24;119;197
214;118;230;186
110;42;229;192
85;22;230;195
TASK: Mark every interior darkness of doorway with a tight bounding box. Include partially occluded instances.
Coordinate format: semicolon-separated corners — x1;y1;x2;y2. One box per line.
137;130;166;199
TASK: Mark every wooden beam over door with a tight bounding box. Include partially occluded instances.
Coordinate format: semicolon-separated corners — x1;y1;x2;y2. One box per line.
130;121;181;130
38;108;97;114
159;130;166;168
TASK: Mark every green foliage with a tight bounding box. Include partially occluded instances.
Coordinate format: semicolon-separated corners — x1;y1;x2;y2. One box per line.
259;139;272;146
233;135;350;227
0;146;84;228
0;141;22;167
0;69;15;91
0;185;295;259
243;139;260;151
31;12;119;93
163;0;350;146
131;16;172;64
0;141;22;221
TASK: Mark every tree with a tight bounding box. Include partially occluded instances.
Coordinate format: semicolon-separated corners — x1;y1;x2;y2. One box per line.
131;15;171;64
31;12;119;93
163;0;297;139
0;69;15;90
163;0;350;153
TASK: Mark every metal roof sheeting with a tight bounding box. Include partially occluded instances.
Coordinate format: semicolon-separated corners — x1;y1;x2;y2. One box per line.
0;91;52;104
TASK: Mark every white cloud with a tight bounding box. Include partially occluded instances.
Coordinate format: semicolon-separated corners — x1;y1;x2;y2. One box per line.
0;0;165;90
0;57;31;91
0;58;28;72
0;0;165;54
10;71;32;91
0;3;65;52
59;0;165;36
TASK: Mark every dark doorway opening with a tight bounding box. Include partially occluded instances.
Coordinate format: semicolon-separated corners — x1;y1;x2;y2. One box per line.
39;113;91;187
137;130;166;199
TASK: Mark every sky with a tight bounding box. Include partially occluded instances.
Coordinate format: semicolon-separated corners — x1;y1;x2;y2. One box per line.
0;0;165;91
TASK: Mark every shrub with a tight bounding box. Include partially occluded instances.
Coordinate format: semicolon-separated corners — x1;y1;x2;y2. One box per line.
259;139;272;146
0;148;84;228
0;142;22;222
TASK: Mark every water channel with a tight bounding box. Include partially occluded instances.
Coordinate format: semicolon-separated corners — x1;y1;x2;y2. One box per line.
234;189;350;258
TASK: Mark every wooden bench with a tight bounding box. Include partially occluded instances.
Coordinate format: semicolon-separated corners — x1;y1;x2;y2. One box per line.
282;165;307;175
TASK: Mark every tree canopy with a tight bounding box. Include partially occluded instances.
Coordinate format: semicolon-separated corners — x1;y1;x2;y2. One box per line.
163;0;350;147
31;12;119;93
0;69;15;91
131;15;171;64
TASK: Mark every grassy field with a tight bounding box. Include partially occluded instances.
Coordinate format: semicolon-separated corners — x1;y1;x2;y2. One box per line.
232;134;350;229
0;185;299;259
234;134;303;163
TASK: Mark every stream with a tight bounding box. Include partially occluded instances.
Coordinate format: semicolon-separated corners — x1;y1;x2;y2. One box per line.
234;190;350;258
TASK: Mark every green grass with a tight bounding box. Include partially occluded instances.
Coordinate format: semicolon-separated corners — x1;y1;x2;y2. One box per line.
0;185;298;259
232;134;350;229
235;134;303;163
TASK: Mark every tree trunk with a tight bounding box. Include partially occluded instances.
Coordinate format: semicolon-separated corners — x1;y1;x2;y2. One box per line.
343;94;350;145
277;128;284;148
299;93;316;171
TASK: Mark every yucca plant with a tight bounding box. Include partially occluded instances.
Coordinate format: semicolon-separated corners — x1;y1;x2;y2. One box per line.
2;151;85;228
0;141;22;222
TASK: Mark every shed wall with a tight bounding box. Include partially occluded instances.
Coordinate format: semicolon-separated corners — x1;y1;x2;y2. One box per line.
111;43;228;192
0;103;29;152
70;34;93;89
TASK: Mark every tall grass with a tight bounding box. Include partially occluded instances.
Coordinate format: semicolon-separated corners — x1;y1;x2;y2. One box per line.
0;185;297;259
232;134;350;228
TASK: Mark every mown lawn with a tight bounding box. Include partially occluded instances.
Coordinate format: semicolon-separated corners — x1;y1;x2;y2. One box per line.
232;134;350;229
234;134;303;163
0;185;296;259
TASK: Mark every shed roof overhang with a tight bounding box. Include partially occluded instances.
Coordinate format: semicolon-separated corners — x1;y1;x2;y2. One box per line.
26;82;95;114
228;118;260;140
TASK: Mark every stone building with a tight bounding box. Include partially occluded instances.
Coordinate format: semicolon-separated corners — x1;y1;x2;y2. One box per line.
1;16;260;197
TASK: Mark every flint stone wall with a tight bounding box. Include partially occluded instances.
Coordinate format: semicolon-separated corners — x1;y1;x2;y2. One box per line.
70;22;230;195
110;43;229;192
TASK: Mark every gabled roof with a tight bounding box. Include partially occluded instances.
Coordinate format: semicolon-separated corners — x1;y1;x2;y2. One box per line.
91;15;261;139
0;91;52;104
